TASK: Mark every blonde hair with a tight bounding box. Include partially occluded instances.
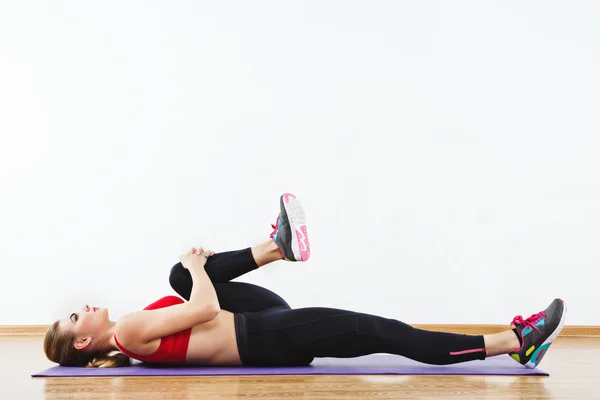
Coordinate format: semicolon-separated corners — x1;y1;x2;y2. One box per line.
44;320;131;368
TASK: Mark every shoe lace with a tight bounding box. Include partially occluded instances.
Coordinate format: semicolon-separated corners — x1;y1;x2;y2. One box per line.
511;311;547;333
270;215;280;239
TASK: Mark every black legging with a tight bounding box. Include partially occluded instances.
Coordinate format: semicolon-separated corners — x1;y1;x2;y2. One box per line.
169;248;487;367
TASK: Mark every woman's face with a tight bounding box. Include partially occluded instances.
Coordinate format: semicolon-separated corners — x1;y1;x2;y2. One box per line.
59;304;110;348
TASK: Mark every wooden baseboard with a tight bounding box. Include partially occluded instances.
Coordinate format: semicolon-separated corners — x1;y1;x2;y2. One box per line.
0;326;49;336
1;324;599;337
411;324;600;337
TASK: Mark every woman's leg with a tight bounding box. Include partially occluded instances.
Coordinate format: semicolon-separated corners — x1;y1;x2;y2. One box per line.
169;241;292;313
240;307;521;367
170;192;310;313
174;240;283;283
175;191;309;283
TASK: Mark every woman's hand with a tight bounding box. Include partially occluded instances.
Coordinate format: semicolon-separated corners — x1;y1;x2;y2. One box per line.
180;247;215;271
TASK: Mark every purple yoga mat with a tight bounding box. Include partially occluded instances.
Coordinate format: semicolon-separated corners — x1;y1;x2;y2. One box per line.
32;355;548;377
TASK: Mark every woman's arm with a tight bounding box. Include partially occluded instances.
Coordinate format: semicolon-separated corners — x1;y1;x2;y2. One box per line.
117;248;220;344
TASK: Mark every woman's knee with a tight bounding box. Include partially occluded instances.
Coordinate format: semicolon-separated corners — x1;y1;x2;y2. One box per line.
169;263;192;299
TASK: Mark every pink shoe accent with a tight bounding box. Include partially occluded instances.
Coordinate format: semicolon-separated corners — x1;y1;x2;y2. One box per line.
449;348;486;356
269;215;280;239
295;225;310;261
535;348;547;362
510;312;545;354
283;193;296;204
512;312;546;334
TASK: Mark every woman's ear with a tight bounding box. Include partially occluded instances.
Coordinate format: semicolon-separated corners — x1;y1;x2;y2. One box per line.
73;337;92;350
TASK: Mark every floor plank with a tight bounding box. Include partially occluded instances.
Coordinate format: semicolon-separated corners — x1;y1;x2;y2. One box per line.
3;336;600;399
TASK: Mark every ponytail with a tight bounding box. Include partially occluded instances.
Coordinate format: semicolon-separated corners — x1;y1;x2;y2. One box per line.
86;352;131;368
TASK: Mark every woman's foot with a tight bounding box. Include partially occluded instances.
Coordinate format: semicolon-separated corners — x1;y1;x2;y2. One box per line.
508;298;567;368
270;193;311;262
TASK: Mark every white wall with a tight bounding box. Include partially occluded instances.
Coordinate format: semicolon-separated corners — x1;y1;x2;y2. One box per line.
1;1;599;326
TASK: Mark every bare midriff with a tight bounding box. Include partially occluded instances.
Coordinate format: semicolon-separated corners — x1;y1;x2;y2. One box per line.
184;310;242;365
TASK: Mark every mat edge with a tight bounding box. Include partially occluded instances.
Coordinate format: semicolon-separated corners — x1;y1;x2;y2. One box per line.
31;370;549;378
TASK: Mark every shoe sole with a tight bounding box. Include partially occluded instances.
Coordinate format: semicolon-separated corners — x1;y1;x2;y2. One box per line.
525;299;567;368
281;193;310;261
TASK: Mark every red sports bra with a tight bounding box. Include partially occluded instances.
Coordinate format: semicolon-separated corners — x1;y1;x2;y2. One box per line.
114;295;192;364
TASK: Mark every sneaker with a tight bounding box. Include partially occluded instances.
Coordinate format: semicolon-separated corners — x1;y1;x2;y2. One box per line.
509;298;567;368
270;193;310;261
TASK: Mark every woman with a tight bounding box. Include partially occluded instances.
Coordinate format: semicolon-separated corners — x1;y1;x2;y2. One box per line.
44;193;566;369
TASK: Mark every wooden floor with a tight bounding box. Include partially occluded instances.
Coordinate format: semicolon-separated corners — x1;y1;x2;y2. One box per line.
3;336;600;399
